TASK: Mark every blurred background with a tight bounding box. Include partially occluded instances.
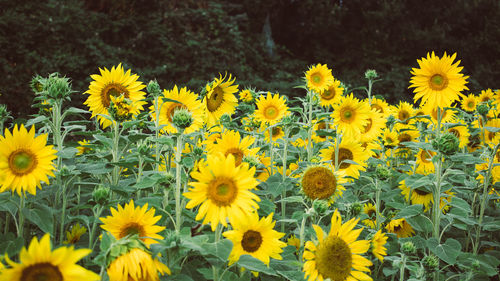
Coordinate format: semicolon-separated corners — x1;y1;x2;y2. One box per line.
1;0;499;118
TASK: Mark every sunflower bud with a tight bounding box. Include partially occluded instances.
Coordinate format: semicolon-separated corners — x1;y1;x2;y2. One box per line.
386;115;396;128
172;108;193;130
193;146;204;158
93;185;111;205
364;69;378;80
477;103;489;116
375;165;392;180
313;200;329;216
243;155;261;170
238;103;254;114
471;260;480;271
45;74;72;100
422;255;439;273
147;80;162;97
30;75;45;94
401;241;416;255
281;114;294;127
0;104;10;122
432;132;459;155
350;202;363;216
163;229;181;248
219;113;232;127
159;173;175;190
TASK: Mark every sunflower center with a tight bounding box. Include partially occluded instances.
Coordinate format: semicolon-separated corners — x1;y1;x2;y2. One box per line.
302;167;337;200
20;263;63;281
101;83;129;108
119;222;146;239
241;230;263;253
366;208;376;218
331;148;354;169
414;188;430;196
312;73;322;85
8;150;38;176
320;88;335;100
272;127;282;137
487;131;496;141
481;96;491;103
371;104;383;113
225;148;244;166
340;107;355;123
467;101;475;108
449;128;460;138
206;86;225;112
429;74;449;91
166;103;188;122
264;106;279;119
207;177;238;206
363;118;373;133
398;110;410;121
398;133;412;147
315;235;352;281
420;150;435;163
393;225;402;232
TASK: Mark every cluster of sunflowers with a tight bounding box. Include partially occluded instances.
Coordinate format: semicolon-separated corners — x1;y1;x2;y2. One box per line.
0;51;499;281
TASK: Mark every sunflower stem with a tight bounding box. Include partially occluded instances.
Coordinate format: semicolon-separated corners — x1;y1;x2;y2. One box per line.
174;132;184;234
268;126;274;175
298;211;308;256
59;181;68;244
88;204;104;251
375;179;382;230
306;92;314;162
17;195;25;239
432;107;443;242
399;254;407;281
111;121;121;187
281;127;289;233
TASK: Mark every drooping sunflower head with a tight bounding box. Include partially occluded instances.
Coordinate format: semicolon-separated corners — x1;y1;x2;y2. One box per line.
319;136;369;180
150;85;205;134
100;200;165;246
318;78;344;108
300;166;346;201
385;217;415;238
84;63;146;128
107;248;170;281
409;51;469;108
415;149;436;175
303;209;373;281
461;93;478;112
304;63;334;94
371;230;388;261
399;179;433;211
203;73;239;127
184;154;261;231
264;125;285;143
223;211;286;266
331;93;371;138
254;92;289;125
64;223;87;244
1;233;99;281
0;124;57;196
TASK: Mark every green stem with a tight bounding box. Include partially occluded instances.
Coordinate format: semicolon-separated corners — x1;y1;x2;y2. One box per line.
399;254;406;281
432;107;443;241
213;224;223;281
59;183;68;244
174;132;184;234
375;179;382;230
281;129;288;233
88;205;104;251
306;92;314;162
298;212;308;257
268;126;274;175
18;195;25;238
367;79;373;104
111;121;121;186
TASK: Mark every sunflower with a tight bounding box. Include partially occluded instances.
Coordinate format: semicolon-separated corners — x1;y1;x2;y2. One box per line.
361;203;377;229
422;103;456;124
399;179;433;211
76;140;92;156
371;230;388;261
461;94;478;112
255;154;272;182
287;235;301;251
84;63;146;128
264;126;285;144
239;89;255;103
0;124;57;196
393;101;414;123
382;129;399;148
318;79;344;108
305;64;334;94
312;119;332;143
100;200;165;246
478;89;495;104
447;121;470;148
303;210;373;281
64;223;87;244
320;137;370;180
409;51;469;108
0;234;99;281
370;97;393;119
331;94;370;138
360;109;386;143
301;166;346;202
203;73;239;127
150;85;204;134
207;130;260;167
415;149;436;175
223;212;286;265
395;124;420;148
385;218;415;238
254;92;289;126
108;94;137;122
107;248;170;281
184;154;261;231
483;118;500;146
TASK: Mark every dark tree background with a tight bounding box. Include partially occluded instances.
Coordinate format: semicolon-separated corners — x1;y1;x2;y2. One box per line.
1;0;499;118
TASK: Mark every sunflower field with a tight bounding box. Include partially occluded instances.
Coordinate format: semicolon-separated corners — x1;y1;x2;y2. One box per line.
0;52;499;281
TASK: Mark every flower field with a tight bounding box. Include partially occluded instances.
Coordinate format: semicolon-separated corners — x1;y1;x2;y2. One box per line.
0;52;499;281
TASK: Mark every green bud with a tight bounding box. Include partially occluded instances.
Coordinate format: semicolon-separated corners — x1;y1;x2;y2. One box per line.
159;173;175;190
477;104;489;116
243;155;260;169
137;141;150;155
238;103;254;114
172;108;194;130
281;115;295;127
220;113;232;127
401;241;416;255
0;104;10;121
93;185;111;205
193;146;204;158
422;255;439;273
163;229;181;248
471;260;480;271
432;132;459;155
375;165;392;180
58;165;71;177
365;69;378;80
350;202;362;216
313;200;329;216
147;80;162;97
30;75;46;93
386;115;396;128
46;74;72;100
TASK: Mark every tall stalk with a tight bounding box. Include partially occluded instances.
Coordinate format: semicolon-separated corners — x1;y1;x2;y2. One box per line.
174;132;184;234
431;107;443;241
281;127;289;233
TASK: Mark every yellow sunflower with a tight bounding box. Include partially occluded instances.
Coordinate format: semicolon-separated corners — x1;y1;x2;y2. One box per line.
150;85;204;134
409;51;469;108
64;223;87;244
311;119;332;143
254;92;289;125
287;235;301;251
422;103;456;124
478;89;495;104
76;140;92;156
461;93;478;112
239;89;255;103
370;97;393;119
371;230;388;261
393;101;414;123
360;109;386;143
318;79;344;108
301;166;346;202
305;64;334;94
100;200;165;246
331;93;371;138
203;73;239;127
0;234;99;281
361;203;378;229
84;63;146;128
107;248;170;281
303;209;373;281
223;212;286;265
0;124;57;196
399;180;433;211
385;218;415;238
256;154;272;182
264;126;285;144
382;129;399;148
447;121;470;148
415;149;436;175
320;136;370;180
395;124;420;148
184;154;261;231
483;118;500;146
207;130;260;167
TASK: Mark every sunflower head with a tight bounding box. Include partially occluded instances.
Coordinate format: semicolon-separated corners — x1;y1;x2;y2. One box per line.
318;79;344;108
331;94;370;138
304;64;334;93
301;166;345;201
461;93;478;112
64;223;87;244
107;247;171;281
254;92;289;126
203;73;239;127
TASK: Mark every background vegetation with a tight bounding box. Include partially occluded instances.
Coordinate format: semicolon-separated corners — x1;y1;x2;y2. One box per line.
1;0;499;117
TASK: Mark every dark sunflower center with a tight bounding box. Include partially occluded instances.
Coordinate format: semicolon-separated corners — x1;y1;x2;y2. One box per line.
264;105;279;119
207;177;238;206
488;131;496;141
206;86;224;112
331;148;354;169
429;74;449;91
481;96;491;103
398;110;410;121
398;133;412;147
371;104;383;113
414;189;430;196
363;118;373;133
320;88;335;100
366;208;376;218
302;167;337;200
449;128;460;138
272;127;282;137
20;263;63;281
420;150;434;163
225;148;244;166
393;225;402;232
119;222;145;239
8;150;38;176
241;230;263;253
315;235;352;281
101;83;129;108
312;73;322;84
166;103;187;122
467;101;475;108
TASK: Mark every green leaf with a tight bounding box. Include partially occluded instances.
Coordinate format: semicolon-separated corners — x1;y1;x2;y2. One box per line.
23;204;54;233
277;196;304;203
427;238;462;265
182;157;194;169
236;255;278;276
406;215;432;233
393;204;423;219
